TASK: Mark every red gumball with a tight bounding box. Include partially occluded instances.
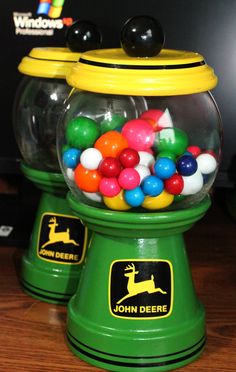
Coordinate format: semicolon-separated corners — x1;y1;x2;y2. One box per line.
99;157;122;178
164;174;184;195
140;109;167;131
119;148;140;168
187;145;201;158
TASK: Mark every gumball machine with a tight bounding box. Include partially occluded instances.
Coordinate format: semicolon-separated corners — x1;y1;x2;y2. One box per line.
13;21;102;304
57;16;222;370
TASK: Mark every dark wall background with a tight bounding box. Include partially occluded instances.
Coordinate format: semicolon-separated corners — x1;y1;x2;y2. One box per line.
1;0;235;186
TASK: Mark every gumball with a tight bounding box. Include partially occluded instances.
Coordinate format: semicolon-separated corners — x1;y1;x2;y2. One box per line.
101;114;126;134
66;20;102;52
99;157;122;177
157;151;176;161
196;153;217;174
66;116;100;149
154;157;176;179
181;169;203;195
99;177;121;197
121;119;155;151
74;164;101;192
80;148;103;170
83;191;102;203
66;168;74;181
176;155;198;176
124;187;145;207
145;148;154;155
62;144;70;154
138;151;155;167
141;175;164;196
95;131;128;158
118;168;140;190
203;149;218;159
135;164;151;182
63;148;81;169
164;174;184;195
187;145;201;158
103;190;131;211
174;194;186;202
154;127;188;155
120;15;164;57
119;148;140;168
140;109;166;131
142;190;174;210
183;151;193;157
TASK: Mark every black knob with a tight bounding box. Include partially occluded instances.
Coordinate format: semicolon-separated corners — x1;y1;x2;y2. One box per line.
121;15;165;57
66;20;102;52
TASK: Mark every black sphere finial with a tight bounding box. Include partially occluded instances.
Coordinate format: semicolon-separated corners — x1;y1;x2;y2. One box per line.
66;20;102;52
121;15;165;57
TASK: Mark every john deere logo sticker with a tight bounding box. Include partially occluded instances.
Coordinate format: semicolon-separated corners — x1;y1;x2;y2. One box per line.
38;213;87;264
109;260;173;319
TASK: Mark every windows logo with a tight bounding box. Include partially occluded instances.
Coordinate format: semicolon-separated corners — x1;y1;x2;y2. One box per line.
37;0;65;19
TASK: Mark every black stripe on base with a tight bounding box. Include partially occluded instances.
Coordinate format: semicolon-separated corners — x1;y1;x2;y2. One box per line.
21;280;72;303
67;332;206;368
79;58;205;70
28;56;77;63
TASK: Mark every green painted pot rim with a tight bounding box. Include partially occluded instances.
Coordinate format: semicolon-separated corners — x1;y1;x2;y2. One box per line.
68;192;211;225
21;162;65;186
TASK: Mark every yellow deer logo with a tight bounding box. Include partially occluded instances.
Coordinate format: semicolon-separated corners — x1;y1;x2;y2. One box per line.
41;217;79;248
117;263;167;304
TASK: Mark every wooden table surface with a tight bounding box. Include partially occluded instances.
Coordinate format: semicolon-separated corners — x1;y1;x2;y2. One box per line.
0;191;235;371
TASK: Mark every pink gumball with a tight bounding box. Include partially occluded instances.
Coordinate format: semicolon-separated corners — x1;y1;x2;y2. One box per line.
121;119;155;151
99;177;121;197
118;168;140;190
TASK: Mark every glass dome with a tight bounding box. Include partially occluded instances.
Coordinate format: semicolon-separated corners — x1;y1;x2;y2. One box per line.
13;47;80;172
57;48;222;212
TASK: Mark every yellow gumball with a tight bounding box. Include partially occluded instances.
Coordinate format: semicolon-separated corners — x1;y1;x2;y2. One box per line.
142;190;174;210
103;190;131;211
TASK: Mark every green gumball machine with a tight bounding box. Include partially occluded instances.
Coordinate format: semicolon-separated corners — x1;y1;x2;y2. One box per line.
57;16;222;370
13;22;102;304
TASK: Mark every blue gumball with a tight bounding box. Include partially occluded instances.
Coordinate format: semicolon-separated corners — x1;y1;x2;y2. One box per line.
141;175;164;196
154;157;176;179
176;155;198;176
63;148;81;169
124;186;145;207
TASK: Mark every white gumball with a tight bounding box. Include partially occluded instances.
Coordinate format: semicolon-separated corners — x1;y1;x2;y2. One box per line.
196;153;217;174
181;169;204;195
66;168;74;181
80;148;103;170
138;151;155;167
135;164;151;183
83;191;103;203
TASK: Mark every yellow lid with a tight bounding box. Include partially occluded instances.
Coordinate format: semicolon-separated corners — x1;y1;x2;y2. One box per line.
18;47;81;79
67;48;218;95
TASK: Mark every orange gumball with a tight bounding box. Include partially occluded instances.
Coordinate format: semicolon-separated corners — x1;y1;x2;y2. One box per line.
74;164;101;192
95;131;128;158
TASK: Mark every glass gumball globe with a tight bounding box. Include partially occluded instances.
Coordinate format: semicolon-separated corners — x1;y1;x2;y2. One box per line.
58;89;222;211
13;47;81;172
13;20;102;173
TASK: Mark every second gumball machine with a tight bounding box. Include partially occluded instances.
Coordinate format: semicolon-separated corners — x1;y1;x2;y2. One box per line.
13;21;102;304
57;16;222;371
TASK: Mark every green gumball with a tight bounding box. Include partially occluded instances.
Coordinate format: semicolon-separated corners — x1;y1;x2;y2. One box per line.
157;151;176;161
100;114;126;134
154;127;188;156
66;116;100;149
